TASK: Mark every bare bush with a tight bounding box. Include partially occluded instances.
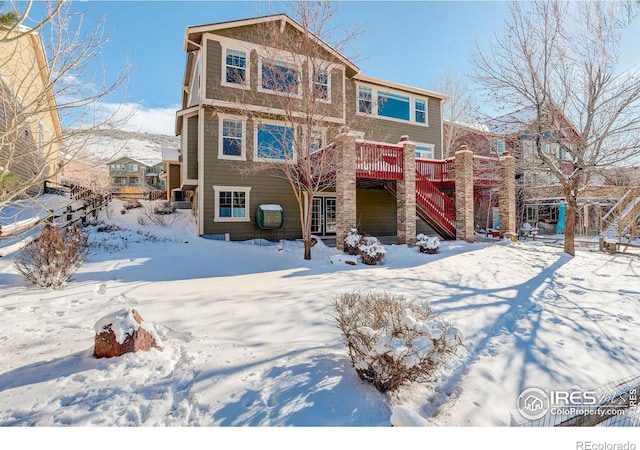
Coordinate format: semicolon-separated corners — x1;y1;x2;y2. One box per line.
15;224;88;289
333;291;464;393
137;201;177;228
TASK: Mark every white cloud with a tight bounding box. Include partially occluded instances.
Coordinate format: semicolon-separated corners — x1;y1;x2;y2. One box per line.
93;102;178;136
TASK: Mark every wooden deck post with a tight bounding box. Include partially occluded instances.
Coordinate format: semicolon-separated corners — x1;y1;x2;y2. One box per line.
455;145;474;242
397;136;416;246
335;127;357;252
499;151;516;237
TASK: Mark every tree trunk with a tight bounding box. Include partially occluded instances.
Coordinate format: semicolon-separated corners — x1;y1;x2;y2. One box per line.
563;185;577;257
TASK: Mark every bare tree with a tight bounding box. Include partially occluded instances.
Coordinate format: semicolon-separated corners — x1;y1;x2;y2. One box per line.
472;0;640;256
435;69;479;158
214;1;358;260
0;1;129;210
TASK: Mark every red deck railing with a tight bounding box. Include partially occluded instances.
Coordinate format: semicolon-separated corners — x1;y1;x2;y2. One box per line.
415;171;456;237
416;158;455;184
355;142;403;180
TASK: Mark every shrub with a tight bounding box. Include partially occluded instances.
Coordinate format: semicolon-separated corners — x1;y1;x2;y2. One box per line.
357;236;386;265
153;200;176;215
15;224;89;289
333;291;464;393
417;234;440;254
344;228;361;255
124;201;142;210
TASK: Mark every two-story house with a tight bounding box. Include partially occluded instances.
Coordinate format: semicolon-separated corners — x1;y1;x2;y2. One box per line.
0;25;63;200
107;157;163;200
175;14;516;245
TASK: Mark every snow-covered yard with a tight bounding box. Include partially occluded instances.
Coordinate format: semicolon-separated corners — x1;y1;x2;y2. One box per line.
1;200;639;445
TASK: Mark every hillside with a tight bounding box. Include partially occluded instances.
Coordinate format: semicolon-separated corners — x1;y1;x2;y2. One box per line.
65;129;180;164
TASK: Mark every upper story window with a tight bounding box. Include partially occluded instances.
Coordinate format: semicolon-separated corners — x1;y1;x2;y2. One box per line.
219;117;245;160
378;91;410;121
128;163;138;172
415;99;426;124
314;69;329;101
225;49;247;85
255;122;294;162
358;86;372;114
261;60;298;94
491;139;505;155
357;84;428;125
415;144;434;159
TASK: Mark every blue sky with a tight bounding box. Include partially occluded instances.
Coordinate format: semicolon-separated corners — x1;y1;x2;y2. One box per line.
24;1;640;135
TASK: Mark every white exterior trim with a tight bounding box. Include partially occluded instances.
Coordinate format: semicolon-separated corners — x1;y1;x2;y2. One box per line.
201;98;345;124
217;113;247;161
355;81;430;127
212;185;252;222
253;119;297;164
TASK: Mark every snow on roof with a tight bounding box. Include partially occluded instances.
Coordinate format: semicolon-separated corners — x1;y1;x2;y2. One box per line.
137;158;162;167
162;147;180;162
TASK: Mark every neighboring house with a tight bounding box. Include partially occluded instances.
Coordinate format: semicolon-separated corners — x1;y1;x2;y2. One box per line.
444;111;623;236
175;14;515;244
159;147;181;201
107;157;163;199
0;25;63;198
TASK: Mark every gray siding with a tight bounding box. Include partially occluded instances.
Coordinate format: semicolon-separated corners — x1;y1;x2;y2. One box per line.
187;115;198;180
345;80;443;158
204;38;345;122
201;113;302;240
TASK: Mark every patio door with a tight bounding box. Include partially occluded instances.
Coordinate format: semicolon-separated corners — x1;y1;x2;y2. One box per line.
311;196;337;235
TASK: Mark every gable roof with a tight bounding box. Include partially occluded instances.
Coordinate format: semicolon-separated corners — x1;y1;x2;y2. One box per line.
184;13;359;75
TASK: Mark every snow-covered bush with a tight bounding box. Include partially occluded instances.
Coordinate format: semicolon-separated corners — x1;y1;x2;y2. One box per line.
333;291;464;393
123;201;142;210
344;228;361;255
15;223;89;289
138;201;177;227
153;200;176;215
358;236;386;265
417;234;440;254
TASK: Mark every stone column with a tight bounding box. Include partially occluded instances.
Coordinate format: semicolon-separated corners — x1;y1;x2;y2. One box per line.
397;135;416;246
499;151;516;237
455;145;474;242
335;126;357;252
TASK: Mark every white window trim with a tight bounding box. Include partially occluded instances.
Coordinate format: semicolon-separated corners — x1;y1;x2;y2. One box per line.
221;45;250;90
414;142;435;160
304;127;327;154
355;82;429;127
213;186;251;222
253;120;297;164
188;50;202;105
257;55;303;99
312;66;332;104
218;114;247;161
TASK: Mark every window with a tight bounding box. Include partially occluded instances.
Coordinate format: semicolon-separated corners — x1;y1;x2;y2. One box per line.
415;99;426;124
358;86;372;114
309;129;324;153
256;123;294;161
220;117;245;159
261;60;298;94
213;186;251;222
378;91;410;121
225;49;246;85
415;144;434;159
128;164;138;172
314;69;329;100
491;139;505;155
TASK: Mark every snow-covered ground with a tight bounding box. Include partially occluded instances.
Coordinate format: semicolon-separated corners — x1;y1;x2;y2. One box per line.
1;200;639;446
